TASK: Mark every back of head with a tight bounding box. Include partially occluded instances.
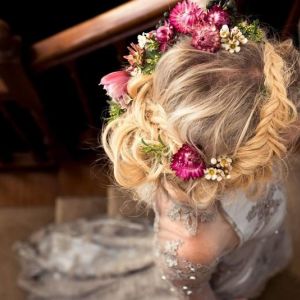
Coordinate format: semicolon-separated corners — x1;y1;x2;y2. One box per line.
101;6;300;208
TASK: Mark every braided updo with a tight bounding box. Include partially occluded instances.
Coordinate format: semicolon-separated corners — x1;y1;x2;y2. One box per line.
102;37;300;208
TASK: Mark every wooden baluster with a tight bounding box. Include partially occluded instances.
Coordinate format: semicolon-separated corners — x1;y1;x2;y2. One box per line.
0;19;55;165
64;61;94;127
282;0;300;39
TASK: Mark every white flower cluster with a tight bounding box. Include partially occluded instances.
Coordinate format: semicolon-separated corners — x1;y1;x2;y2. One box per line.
137;32;151;49
204;156;232;182
220;25;248;53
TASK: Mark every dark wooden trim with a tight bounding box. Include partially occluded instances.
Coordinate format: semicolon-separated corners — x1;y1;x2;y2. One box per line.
282;0;300;39
31;0;178;71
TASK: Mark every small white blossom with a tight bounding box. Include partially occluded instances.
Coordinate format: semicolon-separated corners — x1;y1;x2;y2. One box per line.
137;33;148;48
217;156;232;168
231;26;239;35
205;155;233;182
223;39;240;53
216;169;225;181
220;26;248;54
211;157;217;165
204;168;218;180
239;36;248;44
130;67;142;77
220;25;230;38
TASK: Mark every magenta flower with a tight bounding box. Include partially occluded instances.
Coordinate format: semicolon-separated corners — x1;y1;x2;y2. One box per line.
191;24;221;52
170;143;206;180
156;21;174;52
207;5;230;29
100;70;131;108
169;0;204;34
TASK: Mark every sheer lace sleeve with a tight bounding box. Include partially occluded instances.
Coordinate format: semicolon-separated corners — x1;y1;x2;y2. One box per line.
153;188;239;300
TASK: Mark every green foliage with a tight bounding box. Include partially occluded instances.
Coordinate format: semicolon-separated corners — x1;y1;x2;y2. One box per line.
237;20;265;42
107;101;125;122
207;0;237;13
140;135;170;162
141;38;162;75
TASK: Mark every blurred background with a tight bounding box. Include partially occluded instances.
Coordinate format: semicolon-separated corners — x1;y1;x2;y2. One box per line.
0;0;299;299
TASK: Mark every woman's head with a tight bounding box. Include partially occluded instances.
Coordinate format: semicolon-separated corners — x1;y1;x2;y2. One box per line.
102;37;300;208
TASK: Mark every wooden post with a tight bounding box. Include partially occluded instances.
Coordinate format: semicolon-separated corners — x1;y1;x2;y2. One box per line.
0;19;55;165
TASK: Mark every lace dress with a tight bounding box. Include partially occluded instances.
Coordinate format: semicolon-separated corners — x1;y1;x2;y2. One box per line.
15;183;291;300
153;182;292;300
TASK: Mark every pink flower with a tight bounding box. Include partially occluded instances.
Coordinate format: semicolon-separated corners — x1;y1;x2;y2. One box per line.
170;143;206;180
123;43;144;68
100;70;131;108
156;21;174;52
191;24;221;52
207;5;230;29
169;0;205;34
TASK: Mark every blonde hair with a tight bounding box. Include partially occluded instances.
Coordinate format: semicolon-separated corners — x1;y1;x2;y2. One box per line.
102;37;300;208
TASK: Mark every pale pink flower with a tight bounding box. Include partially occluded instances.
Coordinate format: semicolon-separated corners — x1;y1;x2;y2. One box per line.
156;21;174;52
191;24;221;52
169;0;205;34
123;43;144;68
207;5;230;29
100;70;131;108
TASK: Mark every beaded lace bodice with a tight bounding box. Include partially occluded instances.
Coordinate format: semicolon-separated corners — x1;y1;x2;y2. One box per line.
153;183;289;300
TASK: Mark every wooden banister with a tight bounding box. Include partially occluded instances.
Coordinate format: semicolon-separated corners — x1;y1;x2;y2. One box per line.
31;0;178;71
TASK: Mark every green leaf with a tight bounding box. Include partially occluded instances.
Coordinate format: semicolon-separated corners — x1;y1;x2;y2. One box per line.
140;136;170;163
237;20;265;42
141;38;162;75
107;100;126;122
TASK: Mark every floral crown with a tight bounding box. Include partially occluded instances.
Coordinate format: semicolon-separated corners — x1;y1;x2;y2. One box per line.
100;0;264;182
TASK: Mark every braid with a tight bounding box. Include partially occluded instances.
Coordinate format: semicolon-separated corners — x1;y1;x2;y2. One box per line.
231;42;298;186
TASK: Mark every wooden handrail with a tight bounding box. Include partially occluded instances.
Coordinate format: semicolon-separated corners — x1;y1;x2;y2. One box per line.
31;0;178;71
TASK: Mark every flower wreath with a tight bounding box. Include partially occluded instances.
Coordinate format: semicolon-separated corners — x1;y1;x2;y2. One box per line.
100;0;265;182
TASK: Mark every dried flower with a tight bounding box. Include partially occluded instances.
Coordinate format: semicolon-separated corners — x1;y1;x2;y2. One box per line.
171;144;206;180
169;0;204;33
204;154;232;181
124;43;144;68
220;25;248;53
207;5;230;29
204;168;225;181
138;33;148;48
204;168;217;180
156;21;174;52
222;39;240;53
220;24;230;38
210;157;217;165
217;155;232;169
100;70;132;108
191;24;221;52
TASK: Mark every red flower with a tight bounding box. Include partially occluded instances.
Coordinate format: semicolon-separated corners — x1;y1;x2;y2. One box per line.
100;71;131;108
191;24;221;53
207;5;230;29
156;21;174;52
169;0;205;34
170;144;206;180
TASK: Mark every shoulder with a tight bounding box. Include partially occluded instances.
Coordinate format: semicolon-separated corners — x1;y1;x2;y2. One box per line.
154;189;239;266
218;182;287;243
